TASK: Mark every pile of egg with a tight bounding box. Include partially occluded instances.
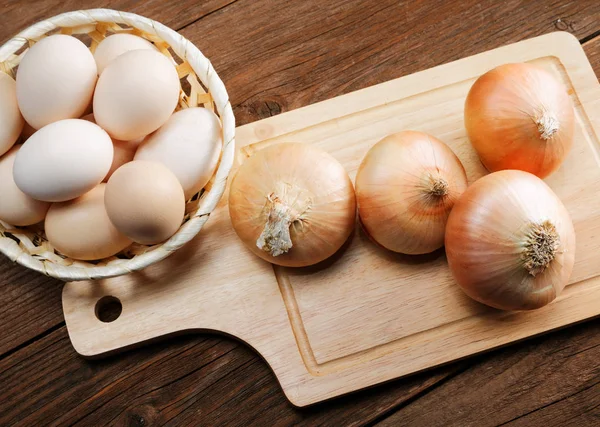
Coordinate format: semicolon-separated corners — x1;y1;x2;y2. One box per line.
0;34;222;260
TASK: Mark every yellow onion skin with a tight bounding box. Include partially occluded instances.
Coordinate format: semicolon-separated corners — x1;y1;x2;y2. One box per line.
356;131;468;255
229;142;356;267
465;63;574;178
445;170;575;311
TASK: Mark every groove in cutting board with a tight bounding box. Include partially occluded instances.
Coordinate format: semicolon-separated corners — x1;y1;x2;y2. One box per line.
62;32;600;406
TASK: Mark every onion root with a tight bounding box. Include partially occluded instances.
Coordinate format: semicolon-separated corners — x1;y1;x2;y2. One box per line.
257;193;310;257
426;174;449;198
522;220;560;276
534;108;560;140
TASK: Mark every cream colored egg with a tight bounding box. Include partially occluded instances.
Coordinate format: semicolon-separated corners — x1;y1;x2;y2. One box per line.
45;184;132;260
93;49;180;141
105;161;185;245
135;108;222;199
0;73;24;156
104;140;137;181
0;146;50;226
16;35;97;129
13;119;113;202
94;33;158;74
81;114;138;181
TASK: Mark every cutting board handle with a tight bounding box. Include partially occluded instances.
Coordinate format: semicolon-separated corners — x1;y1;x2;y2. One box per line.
61;202;287;358
60;219;314;408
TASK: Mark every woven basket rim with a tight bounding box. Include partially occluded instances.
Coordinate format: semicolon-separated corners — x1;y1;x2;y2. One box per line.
0;8;236;281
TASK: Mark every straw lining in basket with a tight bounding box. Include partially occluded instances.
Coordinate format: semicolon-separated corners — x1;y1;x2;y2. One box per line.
0;9;235;281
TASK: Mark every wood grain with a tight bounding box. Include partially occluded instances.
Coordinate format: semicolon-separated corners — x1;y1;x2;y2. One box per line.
376;319;600;427
0;0;236;45
0;327;459;426
180;0;600;126
0;260;62;355
1;0;600;424
61;31;600;407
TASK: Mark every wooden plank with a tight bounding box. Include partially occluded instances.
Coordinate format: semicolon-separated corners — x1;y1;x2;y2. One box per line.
0;0;236;44
0;0;599;423
0;261;62;355
0;326;459;425
584;34;600;69
178;0;600;126
375;319;600;427
2;0;599;358
0;328;236;425
62;31;600;406
503;380;600;427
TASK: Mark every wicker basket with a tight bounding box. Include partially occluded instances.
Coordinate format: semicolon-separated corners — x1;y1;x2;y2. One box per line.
0;9;235;281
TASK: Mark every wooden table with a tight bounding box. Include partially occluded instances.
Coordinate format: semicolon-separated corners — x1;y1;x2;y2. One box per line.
2;1;600;425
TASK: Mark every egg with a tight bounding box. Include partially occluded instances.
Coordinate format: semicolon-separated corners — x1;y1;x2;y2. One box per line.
93;49;180;141
105;161;185;245
104;140;138;181
81;114;138;181
0;146;50;226
93;33;158;74
13;119;113;202
45;184;132;260
0;73;24;156
16;35;97;129
135;108;222;199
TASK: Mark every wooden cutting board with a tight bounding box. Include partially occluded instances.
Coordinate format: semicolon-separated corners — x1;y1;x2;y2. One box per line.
62;32;600;407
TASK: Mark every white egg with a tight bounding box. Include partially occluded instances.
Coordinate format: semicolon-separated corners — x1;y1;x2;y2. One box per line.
13;119;113;202
94;33;158;74
16;35;97;129
0;146;49;226
135;108;222;199
0;73;24;156
93;49;180;141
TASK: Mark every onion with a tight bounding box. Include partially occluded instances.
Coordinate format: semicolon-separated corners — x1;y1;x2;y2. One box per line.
465;63;574;178
229;142;356;267
355;131;468;254
445;170;575;311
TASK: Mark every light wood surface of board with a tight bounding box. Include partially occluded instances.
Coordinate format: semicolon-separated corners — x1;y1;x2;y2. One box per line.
62;32;600;407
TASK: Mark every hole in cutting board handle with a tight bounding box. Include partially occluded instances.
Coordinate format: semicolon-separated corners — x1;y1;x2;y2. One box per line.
95;296;122;323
